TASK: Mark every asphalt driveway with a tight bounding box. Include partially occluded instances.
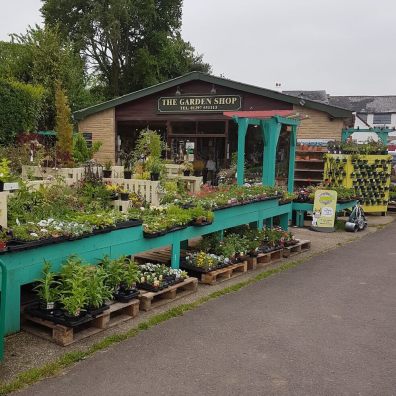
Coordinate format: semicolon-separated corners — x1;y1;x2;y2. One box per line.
16;222;396;395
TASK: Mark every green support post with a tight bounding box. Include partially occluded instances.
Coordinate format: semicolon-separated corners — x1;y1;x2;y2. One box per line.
288;125;297;192
279;212;289;230
261;119;282;187
170;242;180;269
236;117;249;185
0;259;6;362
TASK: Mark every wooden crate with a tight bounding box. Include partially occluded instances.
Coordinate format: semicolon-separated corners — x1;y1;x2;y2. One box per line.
22;299;139;346
246;249;283;270
282;240;311;258
138;277;198;311
200;261;247;285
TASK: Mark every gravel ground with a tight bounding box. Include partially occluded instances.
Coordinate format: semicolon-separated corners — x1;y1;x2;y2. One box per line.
0;214;393;385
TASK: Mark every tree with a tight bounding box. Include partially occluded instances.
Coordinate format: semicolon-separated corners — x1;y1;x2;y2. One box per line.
41;0;211;98
6;26;102;129
55;82;73;165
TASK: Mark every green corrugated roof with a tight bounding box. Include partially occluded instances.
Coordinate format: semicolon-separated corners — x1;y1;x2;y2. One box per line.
73;72;352;120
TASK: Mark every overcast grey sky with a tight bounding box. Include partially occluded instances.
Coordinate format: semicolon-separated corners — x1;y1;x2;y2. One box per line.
1;0;395;95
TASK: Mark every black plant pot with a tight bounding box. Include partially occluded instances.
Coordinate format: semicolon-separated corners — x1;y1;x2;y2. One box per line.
120;192;129;201
150;172;160;181
114;288;139;302
124;170;132;179
115;219;143;229
183;170;191;176
103;170;112;178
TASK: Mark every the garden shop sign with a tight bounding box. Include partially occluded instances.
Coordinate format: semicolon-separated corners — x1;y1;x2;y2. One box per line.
158;95;241;113
312;189;337;230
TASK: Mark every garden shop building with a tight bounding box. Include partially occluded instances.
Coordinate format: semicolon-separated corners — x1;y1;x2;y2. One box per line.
74;72;352;173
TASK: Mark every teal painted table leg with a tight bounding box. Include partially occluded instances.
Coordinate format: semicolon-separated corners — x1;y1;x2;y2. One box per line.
295;210;306;227
0;260;7;361
279;213;289;230
257;218;264;230
171;243;180;269
3;277;20;335
220;229;224;241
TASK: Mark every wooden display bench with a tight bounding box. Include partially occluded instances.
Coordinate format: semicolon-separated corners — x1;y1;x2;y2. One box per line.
138;277;198;311
200;261;247;285
246;249;282;270
22;299;140;346
282;240;311;258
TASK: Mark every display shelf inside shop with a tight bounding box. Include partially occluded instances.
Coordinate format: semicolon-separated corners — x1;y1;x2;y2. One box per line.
324;154;392;214
294;144;326;186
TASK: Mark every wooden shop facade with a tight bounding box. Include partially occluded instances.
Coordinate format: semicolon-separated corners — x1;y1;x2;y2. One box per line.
74;72;352;170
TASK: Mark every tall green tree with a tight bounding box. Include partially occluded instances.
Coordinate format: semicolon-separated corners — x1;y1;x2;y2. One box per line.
41;0;211;98
55;81;74;166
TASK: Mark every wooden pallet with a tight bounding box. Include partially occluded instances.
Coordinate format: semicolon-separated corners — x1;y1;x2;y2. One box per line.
200;261;247;285
138;277;198;311
22;299;140;346
282;240;311;258
134;248;186;265
246;249;283;270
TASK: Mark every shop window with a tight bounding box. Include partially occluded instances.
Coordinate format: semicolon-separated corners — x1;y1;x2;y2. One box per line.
373;113;391;124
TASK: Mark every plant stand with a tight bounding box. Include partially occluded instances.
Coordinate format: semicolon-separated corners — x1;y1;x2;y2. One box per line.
282;240;311;258
138;277;198;311
22;299;140;346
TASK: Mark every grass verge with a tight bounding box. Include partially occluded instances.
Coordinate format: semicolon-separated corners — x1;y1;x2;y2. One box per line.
0;259;304;395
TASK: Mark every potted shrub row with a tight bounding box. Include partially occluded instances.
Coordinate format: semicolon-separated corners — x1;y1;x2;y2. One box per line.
30;255;142;327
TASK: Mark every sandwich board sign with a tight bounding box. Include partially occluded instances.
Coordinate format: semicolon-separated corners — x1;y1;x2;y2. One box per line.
311;189;337;232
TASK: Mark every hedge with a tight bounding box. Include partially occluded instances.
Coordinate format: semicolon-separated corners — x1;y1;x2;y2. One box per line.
0;78;45;144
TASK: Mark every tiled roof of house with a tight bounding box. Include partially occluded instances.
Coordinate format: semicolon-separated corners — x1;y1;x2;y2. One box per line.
328;96;396;113
283;90;396;114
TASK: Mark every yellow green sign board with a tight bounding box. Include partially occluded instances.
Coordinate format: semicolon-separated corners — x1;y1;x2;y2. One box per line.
312;189;337;229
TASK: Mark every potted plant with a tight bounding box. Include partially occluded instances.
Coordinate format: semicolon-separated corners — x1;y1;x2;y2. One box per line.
118;185;129;201
148;158;163;181
33;261;59;311
103;160;112;178
120;150;134;179
182;161;194;176
114;258;140;302
0;158;11;192
58;258;89;325
84;266;112;316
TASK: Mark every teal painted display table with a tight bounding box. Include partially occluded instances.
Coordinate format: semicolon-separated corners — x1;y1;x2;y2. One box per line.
292;200;357;227
0;198;291;335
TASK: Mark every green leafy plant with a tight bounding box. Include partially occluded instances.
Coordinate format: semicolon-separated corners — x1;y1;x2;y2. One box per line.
59;256;88;316
120;258;140;289
0;158;11;182
104;160;112;171
101;255;124;292
33;261;59;307
84;266;112;309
